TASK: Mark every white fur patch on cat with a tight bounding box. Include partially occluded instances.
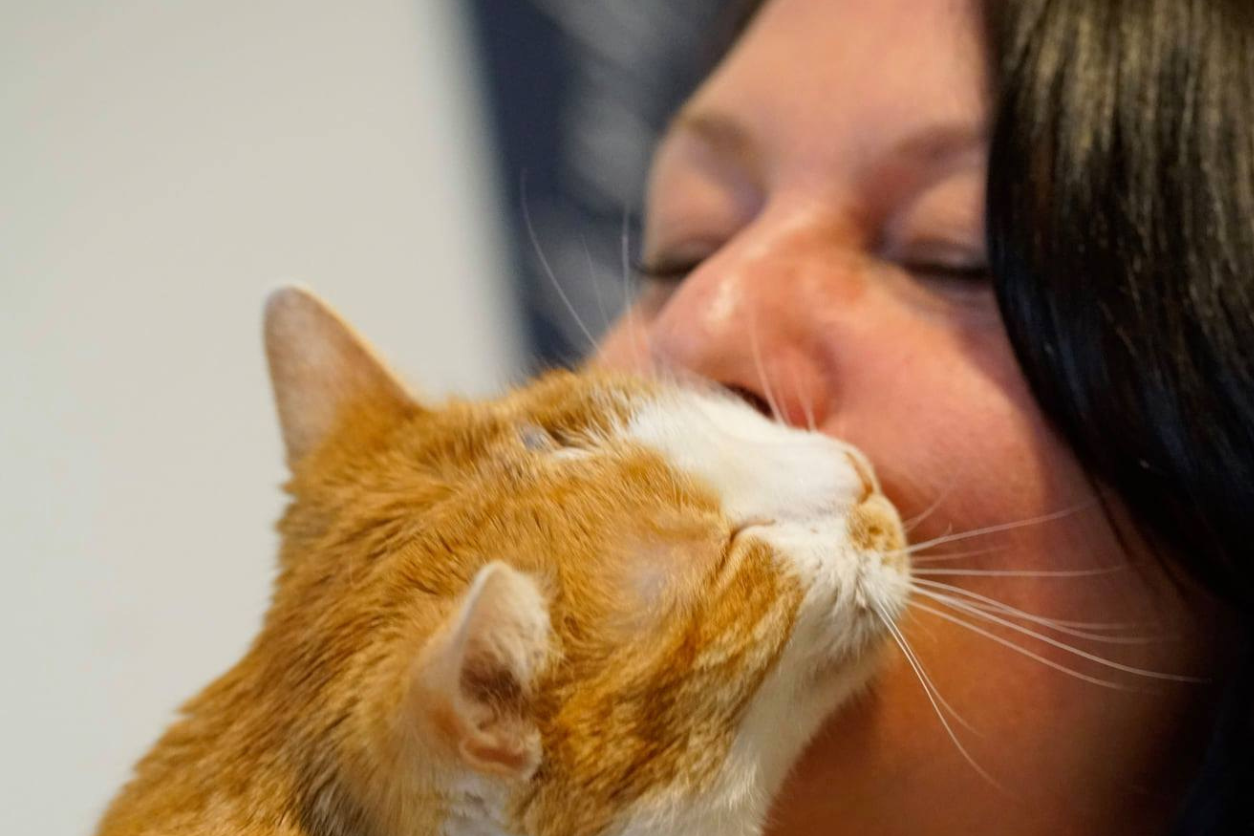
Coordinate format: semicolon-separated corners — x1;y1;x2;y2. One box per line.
622;389;868;526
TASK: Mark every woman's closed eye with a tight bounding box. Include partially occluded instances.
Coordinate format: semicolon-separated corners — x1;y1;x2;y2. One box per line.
897;258;990;285
634;255;710;286
885;231;994;308
635;254;991;295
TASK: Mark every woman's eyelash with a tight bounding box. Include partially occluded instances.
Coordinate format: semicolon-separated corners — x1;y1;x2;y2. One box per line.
899;261;990;283
632;257;703;283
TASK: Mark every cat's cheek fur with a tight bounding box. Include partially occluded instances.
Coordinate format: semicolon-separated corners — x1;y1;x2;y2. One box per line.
600;661;874;836
582;388;909;836
622;388;909;656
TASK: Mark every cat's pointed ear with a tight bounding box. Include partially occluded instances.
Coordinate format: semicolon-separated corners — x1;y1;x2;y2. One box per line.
412;562;551;781
263;286;414;464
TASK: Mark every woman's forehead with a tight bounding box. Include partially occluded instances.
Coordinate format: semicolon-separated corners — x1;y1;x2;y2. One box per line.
674;0;989;180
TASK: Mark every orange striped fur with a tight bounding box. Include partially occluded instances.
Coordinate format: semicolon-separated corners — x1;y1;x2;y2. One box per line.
95;288;909;836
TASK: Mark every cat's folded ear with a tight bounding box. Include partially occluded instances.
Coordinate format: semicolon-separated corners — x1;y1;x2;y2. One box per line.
410;562;552;781
263;286;415;464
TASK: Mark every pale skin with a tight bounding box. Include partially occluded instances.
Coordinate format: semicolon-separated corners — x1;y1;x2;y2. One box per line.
594;0;1219;832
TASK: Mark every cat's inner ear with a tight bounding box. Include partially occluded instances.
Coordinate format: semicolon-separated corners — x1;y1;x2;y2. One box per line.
263;286;414;464
410;562;551;781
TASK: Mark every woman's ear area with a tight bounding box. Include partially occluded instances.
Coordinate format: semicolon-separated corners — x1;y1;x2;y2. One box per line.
263;286;416;464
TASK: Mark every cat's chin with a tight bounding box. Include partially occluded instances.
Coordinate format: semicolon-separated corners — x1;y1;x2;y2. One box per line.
806;634;893;696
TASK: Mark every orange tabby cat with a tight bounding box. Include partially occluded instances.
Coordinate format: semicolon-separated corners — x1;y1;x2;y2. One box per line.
95;288;910;836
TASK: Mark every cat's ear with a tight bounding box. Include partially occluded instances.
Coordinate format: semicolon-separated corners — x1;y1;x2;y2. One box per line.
411;562;551;781
263;286;414;464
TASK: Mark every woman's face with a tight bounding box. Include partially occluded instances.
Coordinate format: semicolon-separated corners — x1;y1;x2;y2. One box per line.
594;0;1214;832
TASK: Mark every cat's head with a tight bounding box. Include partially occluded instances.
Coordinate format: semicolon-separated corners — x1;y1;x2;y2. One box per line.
261;288;910;836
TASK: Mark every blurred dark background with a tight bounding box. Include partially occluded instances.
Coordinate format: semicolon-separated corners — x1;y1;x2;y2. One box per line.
467;0;731;368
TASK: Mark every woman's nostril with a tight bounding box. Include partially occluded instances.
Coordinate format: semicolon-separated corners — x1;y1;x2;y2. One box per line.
725;384;775;419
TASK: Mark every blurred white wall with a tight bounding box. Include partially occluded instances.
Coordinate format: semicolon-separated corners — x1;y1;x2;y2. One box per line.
0;2;523;833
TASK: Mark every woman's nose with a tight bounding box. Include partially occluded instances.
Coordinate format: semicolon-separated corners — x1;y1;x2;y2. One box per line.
647;234;842;429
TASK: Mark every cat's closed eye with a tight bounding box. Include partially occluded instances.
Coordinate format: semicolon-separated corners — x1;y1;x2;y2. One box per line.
519;424;557;452
517;423;594;460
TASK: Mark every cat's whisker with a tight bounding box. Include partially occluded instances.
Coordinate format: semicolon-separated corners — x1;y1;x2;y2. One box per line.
910;546;1005;564
903;469;967;533
877;607;1001;789
619;205;654;376
911;580;1157;642
914;566;1126;579
746;306;783;423
908;601;1141;690
785;364;817;432
910;598;1202;683
580;231;613;340
913;579;1150;633
884;615;981;735
521;176;599;355
887;502;1098;559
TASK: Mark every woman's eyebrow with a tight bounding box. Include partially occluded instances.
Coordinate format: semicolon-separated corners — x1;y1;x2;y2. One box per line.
666;108;983;179
665;109;763;179
889;124;986;172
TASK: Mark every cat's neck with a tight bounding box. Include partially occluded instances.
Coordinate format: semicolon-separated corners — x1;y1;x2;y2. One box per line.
439;803;770;836
437;771;775;836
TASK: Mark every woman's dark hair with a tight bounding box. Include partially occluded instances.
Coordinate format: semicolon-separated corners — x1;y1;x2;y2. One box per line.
708;0;1254;831
983;1;1254;831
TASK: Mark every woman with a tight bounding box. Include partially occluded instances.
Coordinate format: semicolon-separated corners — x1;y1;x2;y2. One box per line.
593;0;1252;832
